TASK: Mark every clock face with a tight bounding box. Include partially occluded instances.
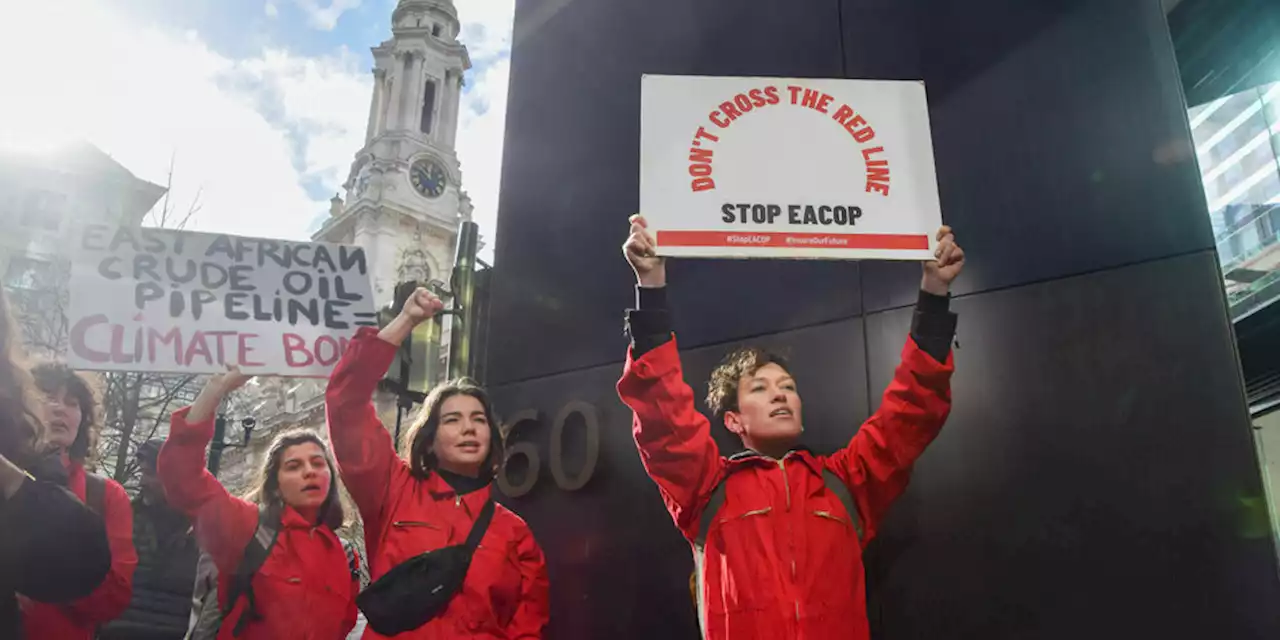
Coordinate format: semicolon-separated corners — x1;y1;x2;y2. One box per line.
410;160;447;198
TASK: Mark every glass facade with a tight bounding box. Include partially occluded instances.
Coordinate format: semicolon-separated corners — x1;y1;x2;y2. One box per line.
1190;82;1280;319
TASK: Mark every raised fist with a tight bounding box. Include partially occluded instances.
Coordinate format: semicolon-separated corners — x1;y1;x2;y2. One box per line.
622;214;667;287
401;287;445;323
921;225;965;296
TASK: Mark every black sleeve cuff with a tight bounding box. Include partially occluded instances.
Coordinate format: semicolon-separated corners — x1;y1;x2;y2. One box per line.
626;286;673;356
911;290;957;363
625;309;673;356
636;285;669;310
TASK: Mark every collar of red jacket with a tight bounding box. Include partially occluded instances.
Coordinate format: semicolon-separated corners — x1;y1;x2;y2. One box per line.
727;446;825;476
422;470;493;517
277;504;327;529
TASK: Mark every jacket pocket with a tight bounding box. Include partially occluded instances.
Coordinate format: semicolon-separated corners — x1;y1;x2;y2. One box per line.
707;506;774;614
812;510;848;526
391;520;441;529
732;507;773;520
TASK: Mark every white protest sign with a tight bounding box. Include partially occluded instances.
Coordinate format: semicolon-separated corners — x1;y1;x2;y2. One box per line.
67;225;377;376
640;75;943;260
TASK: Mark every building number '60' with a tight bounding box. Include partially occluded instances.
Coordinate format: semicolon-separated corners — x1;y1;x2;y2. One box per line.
496;401;601;498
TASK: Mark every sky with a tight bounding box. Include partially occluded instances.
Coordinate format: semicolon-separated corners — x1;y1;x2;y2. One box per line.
0;0;513;260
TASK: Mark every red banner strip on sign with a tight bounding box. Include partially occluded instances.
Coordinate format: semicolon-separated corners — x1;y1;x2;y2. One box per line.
656;230;930;250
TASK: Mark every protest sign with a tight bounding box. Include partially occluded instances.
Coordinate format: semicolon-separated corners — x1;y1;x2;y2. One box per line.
640;75;943;260
66;225;377;376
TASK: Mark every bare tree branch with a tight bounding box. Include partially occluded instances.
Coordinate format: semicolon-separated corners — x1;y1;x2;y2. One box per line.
9;162;208;491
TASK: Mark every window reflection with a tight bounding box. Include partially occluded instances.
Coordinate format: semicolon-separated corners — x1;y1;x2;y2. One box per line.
1190;82;1280;319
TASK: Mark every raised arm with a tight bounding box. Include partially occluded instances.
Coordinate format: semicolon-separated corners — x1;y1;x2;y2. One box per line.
615;215;725;540
325;288;442;539
827;226;964;544
157;372;258;574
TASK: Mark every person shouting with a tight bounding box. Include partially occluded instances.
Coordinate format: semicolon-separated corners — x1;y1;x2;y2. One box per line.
326;287;550;639
617;214;964;640
159;369;358;639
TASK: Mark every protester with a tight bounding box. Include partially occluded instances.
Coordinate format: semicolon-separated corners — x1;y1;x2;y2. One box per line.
98;439;201;640
22;362;137;639
158;369;358;639
326;287;550;639
0;289;111;640
617;214;963;640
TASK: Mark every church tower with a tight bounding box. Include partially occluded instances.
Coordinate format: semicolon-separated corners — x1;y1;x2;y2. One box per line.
314;0;472;304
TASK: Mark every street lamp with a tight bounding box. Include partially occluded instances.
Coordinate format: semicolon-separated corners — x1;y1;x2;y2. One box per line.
208;415;258;477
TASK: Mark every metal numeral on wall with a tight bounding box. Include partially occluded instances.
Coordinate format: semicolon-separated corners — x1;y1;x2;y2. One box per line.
497;401;601;497
497;410;541;498
549;401;601;491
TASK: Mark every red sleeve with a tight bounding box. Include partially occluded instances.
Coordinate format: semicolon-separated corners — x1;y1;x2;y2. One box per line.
325;327;410;549
61;478;136;626
508;525;550;639
342;548;360;636
825;335;953;545
157;406;257;574
616;338;725;541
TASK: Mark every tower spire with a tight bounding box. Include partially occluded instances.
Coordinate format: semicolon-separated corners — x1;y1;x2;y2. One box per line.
312;0;471;305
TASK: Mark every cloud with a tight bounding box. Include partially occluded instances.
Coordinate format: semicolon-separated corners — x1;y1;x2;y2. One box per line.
454;0;515;261
456;57;510;262
0;0;515;263
458;0;514;65
0;0;369;242
293;0;363;31
265;2;279;18
231;48;371;200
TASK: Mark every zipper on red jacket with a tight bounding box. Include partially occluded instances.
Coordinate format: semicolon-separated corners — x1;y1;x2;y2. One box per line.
392;521;440;529
778;455;800;625
777;458;791;511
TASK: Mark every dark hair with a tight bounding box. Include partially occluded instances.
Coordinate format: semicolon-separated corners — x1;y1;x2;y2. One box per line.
244;430;345;530
30;361;99;464
400;377;504;480
0;289;42;466
706;346;792;420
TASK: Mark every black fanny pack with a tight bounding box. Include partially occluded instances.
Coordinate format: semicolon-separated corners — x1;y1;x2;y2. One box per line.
357;499;495;636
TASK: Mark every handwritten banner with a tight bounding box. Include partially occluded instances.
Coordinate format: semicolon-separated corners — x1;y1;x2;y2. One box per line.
640;75;943;260
67;225;376;376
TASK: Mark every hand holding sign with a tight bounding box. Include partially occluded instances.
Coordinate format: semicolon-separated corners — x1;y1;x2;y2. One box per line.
212;365;255;396
623;214;667;288
190;365;256;424
921;226;965;296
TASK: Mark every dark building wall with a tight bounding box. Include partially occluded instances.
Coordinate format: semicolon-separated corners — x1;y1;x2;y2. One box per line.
486;0;1280;637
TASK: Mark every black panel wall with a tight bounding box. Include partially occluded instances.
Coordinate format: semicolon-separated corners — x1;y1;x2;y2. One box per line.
486;0;1280;637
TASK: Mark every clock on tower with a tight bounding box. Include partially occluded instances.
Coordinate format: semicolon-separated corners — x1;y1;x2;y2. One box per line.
410;159;447;198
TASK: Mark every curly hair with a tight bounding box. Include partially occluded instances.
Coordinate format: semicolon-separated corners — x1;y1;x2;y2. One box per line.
0;289;42;466
30;361;100;465
706;346;792;421
401;377;504;480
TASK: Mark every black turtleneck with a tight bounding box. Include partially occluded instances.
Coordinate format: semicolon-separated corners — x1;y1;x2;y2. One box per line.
436;468;488;495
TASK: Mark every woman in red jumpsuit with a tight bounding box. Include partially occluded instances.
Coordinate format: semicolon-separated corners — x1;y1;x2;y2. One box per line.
159;370;359;639
326;287;550;639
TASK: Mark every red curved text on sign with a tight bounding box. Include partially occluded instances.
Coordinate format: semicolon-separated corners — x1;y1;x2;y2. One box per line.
685;84;891;196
